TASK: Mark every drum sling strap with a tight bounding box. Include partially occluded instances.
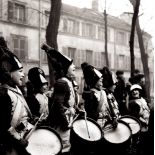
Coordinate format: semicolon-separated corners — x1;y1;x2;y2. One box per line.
104;90;117;120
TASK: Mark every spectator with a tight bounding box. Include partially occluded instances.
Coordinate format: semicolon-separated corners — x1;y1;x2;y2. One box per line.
113;70;128;115
128;84;150;155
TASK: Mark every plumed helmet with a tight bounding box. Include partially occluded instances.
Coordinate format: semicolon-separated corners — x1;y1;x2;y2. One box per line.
0;39;23;83
81;62;102;88
28;67;48;88
100;66;117;88
0;46;23;72
41;44;73;75
130;84;142;92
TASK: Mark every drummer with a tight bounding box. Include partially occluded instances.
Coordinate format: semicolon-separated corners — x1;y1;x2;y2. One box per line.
42;44;81;155
99;67;121;125
26;67;51;126
81;63;120;129
0;37;33;155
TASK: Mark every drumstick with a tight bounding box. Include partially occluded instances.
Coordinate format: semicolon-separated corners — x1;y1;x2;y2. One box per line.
24;113;44;140
84;112;90;139
68;114;80;128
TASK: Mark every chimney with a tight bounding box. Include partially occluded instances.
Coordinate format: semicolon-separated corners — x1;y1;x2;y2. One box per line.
92;0;99;11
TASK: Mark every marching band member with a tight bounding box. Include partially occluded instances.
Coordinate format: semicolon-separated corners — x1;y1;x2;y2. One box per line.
81;62;109;129
42;44;79;155
0;37;33;155
26;67;50;125
99;66;121;126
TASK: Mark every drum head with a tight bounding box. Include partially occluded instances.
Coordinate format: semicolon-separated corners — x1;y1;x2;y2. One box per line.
72;118;102;141
103;121;131;144
26;126;62;155
120;116;141;135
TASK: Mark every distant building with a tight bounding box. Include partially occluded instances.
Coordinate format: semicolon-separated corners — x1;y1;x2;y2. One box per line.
0;0;154;96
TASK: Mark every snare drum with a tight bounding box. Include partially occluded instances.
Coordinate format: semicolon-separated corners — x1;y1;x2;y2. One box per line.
26;126;62;155
119;115;141;144
102;120;132;154
70;117;102;154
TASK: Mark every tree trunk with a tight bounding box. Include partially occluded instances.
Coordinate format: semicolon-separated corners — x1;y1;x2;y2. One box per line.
46;0;62;87
136;20;151;103
129;0;140;77
130;0;151;103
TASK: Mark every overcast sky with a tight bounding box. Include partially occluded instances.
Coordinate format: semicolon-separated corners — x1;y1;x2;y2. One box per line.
62;0;155;51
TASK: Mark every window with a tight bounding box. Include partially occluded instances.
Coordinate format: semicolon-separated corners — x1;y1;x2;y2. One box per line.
94;52;105;68
68;47;76;61
62;19;79;35
118;54;125;69
62;47;77;65
135;57;142;71
126;56;130;70
98;27;104;40
12;35;27;61
86;50;93;65
82;23;95;38
8;1;26;23
116;31;126;45
76;50;86;67
101;52;107;66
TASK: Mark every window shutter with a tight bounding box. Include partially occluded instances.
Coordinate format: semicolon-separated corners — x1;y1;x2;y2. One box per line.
8;1;14;20
20;38;25;60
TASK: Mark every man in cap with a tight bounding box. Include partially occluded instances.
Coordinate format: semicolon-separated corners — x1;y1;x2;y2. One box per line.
113;70;128;115
42;44;80;155
0;37;33;155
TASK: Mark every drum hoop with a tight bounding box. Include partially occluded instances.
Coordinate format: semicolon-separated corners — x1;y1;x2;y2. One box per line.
73;116;103;133
72;116;103;142
103;120;132;144
120;115;142;129
31;126;63;151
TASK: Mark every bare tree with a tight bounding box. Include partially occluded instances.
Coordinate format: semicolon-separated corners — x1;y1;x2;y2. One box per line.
130;0;151;103
45;0;62;87
129;0;140;77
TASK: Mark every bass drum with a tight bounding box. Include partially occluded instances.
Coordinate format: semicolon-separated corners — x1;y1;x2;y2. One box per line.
102;120;132;155
70;117;103;155
119;115;141;144
26;126;62;155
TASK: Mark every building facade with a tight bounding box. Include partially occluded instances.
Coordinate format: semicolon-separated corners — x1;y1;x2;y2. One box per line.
0;0;154;96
